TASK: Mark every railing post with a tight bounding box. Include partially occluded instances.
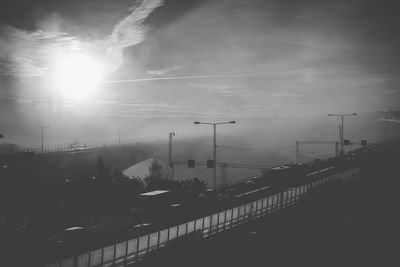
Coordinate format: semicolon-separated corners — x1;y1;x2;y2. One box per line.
124;240;128;266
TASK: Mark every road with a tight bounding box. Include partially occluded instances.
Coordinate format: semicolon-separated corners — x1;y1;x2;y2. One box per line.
135;161;399;267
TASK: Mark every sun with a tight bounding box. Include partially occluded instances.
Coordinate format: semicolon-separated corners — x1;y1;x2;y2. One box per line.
52;52;104;101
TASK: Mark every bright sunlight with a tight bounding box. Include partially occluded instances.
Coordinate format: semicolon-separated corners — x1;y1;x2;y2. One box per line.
52;52;104;101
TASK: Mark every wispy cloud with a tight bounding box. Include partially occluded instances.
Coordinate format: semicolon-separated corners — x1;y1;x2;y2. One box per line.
147;65;180;76
0;0;164;77
0;25;82;77
106;0;164;72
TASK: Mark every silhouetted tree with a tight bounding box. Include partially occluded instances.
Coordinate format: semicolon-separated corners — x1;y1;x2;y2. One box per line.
111;170;146;207
95;156;108;184
144;159;164;190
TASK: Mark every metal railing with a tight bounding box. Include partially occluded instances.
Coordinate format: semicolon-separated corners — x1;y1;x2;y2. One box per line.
44;166;360;267
23;140;140;154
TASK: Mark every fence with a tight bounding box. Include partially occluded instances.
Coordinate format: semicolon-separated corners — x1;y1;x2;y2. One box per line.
24;140;140;154
44;166;360;267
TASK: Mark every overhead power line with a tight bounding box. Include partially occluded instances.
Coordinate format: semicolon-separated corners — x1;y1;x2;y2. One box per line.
314;130;339;141
218;145;295;151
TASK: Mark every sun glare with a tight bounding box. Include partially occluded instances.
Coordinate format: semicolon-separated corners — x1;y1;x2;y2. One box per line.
52;52;104;101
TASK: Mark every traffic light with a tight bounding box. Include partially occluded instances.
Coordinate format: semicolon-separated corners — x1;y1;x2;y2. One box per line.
187;160;195;168
361;139;367;146
344;139;350;145
207;160;214;168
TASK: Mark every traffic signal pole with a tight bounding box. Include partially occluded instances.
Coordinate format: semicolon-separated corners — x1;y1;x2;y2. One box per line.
213;124;217;190
328;113;357;157
194;121;236;190
168;132;175;180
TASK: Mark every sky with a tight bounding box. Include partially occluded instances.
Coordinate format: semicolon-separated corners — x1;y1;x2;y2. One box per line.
0;0;399;147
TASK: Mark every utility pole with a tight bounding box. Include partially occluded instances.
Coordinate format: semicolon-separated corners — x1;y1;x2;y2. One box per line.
328;113;357;156
335;142;339;158
384;112;388;142
213;124;216;188
340;117;344;154
168;132;175;180
37;125;49;153
118;124;121;145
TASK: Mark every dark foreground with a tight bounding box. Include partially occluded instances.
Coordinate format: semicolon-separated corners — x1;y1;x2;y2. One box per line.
136;162;399;267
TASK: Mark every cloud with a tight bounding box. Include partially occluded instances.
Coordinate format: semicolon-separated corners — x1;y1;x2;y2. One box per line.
146;65;180;76
91;99;204;118
0;0;164;77
106;0;164;72
0;24;90;77
0;25;73;77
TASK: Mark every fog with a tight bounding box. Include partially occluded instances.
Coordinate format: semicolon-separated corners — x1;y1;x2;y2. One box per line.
1;0;399;171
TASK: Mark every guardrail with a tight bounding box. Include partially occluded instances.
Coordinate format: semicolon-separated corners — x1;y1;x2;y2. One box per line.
44;166;360;267
24;141;136;154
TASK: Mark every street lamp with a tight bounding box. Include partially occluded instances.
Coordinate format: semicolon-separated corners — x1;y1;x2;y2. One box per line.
36;125;49;153
194;121;236;189
328;113;357;156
